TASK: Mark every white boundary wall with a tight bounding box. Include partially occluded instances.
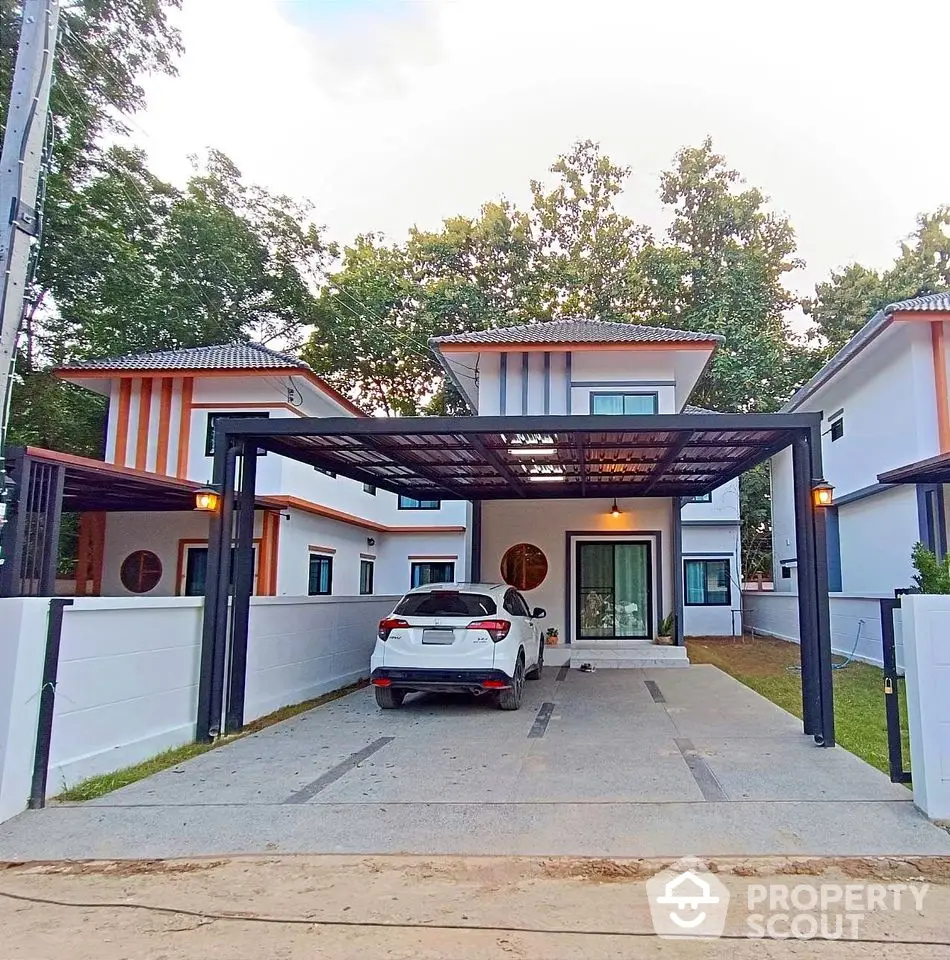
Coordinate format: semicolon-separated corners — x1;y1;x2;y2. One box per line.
0;595;396;823
742;590;904;671
900;595;950;820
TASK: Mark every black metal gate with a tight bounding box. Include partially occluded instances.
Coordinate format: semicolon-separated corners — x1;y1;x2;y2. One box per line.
879;597;911;784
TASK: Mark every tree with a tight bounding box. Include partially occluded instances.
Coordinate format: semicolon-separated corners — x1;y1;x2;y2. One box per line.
804;207;950;355
303;141;650;414
638;138;809;413
8;147;333;454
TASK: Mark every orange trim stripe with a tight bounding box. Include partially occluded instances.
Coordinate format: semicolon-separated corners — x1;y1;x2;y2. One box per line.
932;322;950;453
268;513;280;595
135;378;153;471
259;494;466;534
114;379;132;466
176;377;194;479
155;378;174;475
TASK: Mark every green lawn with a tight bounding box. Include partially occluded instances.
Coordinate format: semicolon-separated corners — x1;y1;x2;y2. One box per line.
56;679;368;802
686;635;910;778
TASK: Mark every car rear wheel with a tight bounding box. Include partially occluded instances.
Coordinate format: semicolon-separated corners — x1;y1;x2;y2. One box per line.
497;656;524;710
375;686;406;709
526;635;544;680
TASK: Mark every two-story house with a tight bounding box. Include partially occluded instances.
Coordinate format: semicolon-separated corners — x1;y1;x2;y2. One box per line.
769;293;950;598
430;319;743;649
50;343;468;599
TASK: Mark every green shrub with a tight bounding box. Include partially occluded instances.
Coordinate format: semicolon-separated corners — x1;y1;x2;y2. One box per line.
911;541;950;594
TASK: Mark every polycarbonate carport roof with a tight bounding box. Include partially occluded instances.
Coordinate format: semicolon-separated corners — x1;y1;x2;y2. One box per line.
218;412;820;501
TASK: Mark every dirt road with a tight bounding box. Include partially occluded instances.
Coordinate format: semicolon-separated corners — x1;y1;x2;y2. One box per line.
1;855;949;959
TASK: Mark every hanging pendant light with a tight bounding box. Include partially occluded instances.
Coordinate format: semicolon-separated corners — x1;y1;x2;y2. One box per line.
610;498;622;517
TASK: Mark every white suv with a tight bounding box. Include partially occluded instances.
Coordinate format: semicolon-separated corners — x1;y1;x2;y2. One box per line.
369;582;546;710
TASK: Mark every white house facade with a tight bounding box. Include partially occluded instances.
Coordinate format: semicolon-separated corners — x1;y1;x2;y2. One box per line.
768;293;950;598
433;319;743;644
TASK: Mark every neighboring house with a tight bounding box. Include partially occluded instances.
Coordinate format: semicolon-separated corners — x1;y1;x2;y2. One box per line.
769;293;950;596
431;319;742;642
49;343;468;598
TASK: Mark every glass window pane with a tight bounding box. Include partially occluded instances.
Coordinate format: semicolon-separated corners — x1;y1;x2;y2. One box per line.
623;394;658;414
309;555;332;595
613;543;649;637
591;394;624;415
685;561;705;604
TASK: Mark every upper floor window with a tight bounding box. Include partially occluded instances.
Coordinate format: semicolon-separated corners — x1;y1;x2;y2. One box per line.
590;393;658;415
314;466;336;478
399;496;441;510
363;483;377;495
205;411;269;457
686;493;712;504
830;416;844;442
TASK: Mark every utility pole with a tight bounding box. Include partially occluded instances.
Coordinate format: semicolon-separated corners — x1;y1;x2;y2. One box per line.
0;0;59;549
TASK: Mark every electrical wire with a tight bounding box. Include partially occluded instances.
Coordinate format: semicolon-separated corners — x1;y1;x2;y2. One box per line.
0;888;947;946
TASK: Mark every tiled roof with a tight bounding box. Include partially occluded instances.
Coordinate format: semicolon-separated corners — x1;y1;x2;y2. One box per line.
684;404;721;414
57;342;312;373
884;292;950;313
430;319;724;347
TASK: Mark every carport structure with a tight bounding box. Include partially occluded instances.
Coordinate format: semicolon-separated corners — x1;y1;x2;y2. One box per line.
200;412;836;746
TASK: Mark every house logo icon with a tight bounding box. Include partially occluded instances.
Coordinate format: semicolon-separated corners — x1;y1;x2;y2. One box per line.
646;857;730;938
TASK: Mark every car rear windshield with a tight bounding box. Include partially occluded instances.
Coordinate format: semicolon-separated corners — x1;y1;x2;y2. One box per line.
394;592;497;617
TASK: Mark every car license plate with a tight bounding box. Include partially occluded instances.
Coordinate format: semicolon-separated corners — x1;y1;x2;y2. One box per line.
422;628;455;645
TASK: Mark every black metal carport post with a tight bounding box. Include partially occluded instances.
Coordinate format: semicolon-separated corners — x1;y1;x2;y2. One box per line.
809;422;836;747
196;429;237;742
792;434;820;736
225;442;257;734
791;428;835;747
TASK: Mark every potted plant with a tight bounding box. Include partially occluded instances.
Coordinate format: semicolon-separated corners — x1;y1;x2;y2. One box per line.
657;612;675;645
544;626;560;646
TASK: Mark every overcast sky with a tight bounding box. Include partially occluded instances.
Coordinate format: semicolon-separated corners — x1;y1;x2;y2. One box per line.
136;0;950;315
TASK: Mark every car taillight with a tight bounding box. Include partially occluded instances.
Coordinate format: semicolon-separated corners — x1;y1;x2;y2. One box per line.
467;618;510;642
378;617;408;641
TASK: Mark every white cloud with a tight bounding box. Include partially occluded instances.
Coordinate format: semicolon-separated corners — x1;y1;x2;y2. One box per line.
136;0;950;314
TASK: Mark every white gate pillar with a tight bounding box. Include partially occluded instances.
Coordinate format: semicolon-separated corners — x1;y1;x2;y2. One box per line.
901;594;950;820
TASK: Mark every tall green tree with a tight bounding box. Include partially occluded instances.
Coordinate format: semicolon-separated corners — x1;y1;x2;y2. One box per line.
804;207;950;355
638;138;809;413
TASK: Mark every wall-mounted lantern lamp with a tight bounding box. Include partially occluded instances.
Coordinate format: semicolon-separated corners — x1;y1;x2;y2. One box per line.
811;480;834;508
194;487;221;512
609;498;622;517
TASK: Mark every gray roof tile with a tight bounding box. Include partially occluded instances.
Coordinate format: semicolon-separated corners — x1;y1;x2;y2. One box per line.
430;319;723;346
58;342;313;373
884;292;950;313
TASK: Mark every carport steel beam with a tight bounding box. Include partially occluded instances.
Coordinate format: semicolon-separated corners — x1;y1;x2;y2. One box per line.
196;411;835;749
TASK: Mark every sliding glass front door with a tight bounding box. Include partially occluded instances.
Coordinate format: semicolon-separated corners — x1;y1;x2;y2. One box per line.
576;541;652;640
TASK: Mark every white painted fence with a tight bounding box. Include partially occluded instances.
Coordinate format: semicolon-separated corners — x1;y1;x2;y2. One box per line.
0;595;396;823
742;590;904;671
900;594;950;820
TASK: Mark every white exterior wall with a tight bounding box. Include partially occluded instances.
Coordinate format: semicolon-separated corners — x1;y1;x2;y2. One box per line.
771;321;938;596
0;595;394;821
742;590;905;671
473;347;713;416
243;596;397;720
480;497;674;643
274;509;466;598
838;486;920;594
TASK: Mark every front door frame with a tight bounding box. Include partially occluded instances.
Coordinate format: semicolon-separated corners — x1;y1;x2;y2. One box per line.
565;529;663;644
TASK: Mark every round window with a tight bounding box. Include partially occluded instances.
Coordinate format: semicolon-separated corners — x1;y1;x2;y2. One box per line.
120;550;163;594
500;543;548;591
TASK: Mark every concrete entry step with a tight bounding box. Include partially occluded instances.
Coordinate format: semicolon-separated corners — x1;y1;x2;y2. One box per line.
570;642;689;668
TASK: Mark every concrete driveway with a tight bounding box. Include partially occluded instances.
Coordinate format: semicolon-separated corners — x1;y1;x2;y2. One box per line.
1;664;948;859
